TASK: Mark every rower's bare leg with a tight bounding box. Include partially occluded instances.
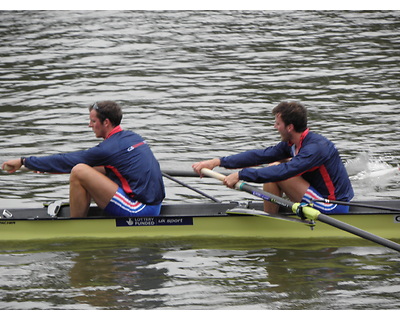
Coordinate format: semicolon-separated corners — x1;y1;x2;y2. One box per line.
263;176;310;214
263;159;290;214
263;182;282;214
69;164;118;218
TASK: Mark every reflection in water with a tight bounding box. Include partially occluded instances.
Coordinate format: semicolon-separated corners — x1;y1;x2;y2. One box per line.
69;244;166;309
1;239;399;310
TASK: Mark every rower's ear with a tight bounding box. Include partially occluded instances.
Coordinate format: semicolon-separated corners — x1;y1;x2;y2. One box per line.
286;123;294;133
103;118;112;127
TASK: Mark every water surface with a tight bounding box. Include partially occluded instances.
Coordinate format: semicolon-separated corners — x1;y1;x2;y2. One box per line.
0;10;400;309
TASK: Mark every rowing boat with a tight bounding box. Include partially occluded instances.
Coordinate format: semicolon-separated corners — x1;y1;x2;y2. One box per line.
1;169;400;246
1;199;400;242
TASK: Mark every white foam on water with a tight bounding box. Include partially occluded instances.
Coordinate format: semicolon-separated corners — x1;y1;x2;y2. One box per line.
345;152;400;200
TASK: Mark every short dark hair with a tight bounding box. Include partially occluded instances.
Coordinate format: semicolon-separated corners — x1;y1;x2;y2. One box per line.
89;101;123;127
272;101;308;132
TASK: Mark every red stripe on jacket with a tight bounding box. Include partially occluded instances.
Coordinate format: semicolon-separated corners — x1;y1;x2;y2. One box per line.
318;165;336;200
297;164;336;201
106;165;134;196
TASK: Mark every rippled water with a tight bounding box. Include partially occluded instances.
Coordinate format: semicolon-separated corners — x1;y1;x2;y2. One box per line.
1;238;400;310
1;10;400;309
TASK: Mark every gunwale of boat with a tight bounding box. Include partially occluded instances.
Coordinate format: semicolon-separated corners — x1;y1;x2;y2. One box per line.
2;200;400;220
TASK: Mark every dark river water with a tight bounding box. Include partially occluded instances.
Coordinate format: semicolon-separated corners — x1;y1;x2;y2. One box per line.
0;10;400;310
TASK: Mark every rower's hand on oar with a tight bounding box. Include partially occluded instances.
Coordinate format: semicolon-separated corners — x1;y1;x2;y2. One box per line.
192;158;221;177
224;172;240;189
1;159;21;173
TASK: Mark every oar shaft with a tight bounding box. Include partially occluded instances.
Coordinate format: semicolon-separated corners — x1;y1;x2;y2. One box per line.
162;170;200;177
318;213;400;252
313;199;400;212
162;172;221;203
162;169;232;178
238;182;295;209
201;168;295;209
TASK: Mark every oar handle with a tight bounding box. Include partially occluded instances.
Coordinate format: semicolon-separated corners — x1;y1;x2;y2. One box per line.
200;168;243;189
3;164;13;171
2;164;30;173
200;168;226;181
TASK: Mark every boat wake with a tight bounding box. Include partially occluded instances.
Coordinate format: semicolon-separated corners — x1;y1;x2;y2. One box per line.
345;152;399;199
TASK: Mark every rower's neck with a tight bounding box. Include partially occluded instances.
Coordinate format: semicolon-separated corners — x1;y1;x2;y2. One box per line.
105;125;123;139
291;132;302;148
290;129;309;154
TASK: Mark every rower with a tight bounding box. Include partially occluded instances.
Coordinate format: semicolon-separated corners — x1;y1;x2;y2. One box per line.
192;101;354;215
2;101;165;218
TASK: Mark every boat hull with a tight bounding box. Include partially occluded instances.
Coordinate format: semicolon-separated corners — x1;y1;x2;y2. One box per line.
1;202;400;242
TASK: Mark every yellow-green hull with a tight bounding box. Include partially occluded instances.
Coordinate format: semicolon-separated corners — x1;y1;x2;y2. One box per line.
1;204;400;242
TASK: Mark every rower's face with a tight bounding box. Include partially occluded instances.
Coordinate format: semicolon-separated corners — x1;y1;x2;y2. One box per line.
274;114;291;142
89;109;107;139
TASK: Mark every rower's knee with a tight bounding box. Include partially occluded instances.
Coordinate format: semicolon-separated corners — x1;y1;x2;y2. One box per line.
70;163;91;181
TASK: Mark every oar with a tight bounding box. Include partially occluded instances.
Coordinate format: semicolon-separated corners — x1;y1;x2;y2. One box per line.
227;207;315;226
200;168;400;253
312;199;400;212
162;169;232;178
2;164;30;173
162;169;202;177
163;169;400;213
162;172;221;203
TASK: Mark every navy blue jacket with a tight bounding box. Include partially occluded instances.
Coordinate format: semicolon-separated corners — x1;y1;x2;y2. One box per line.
24;126;165;205
220;129;354;202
